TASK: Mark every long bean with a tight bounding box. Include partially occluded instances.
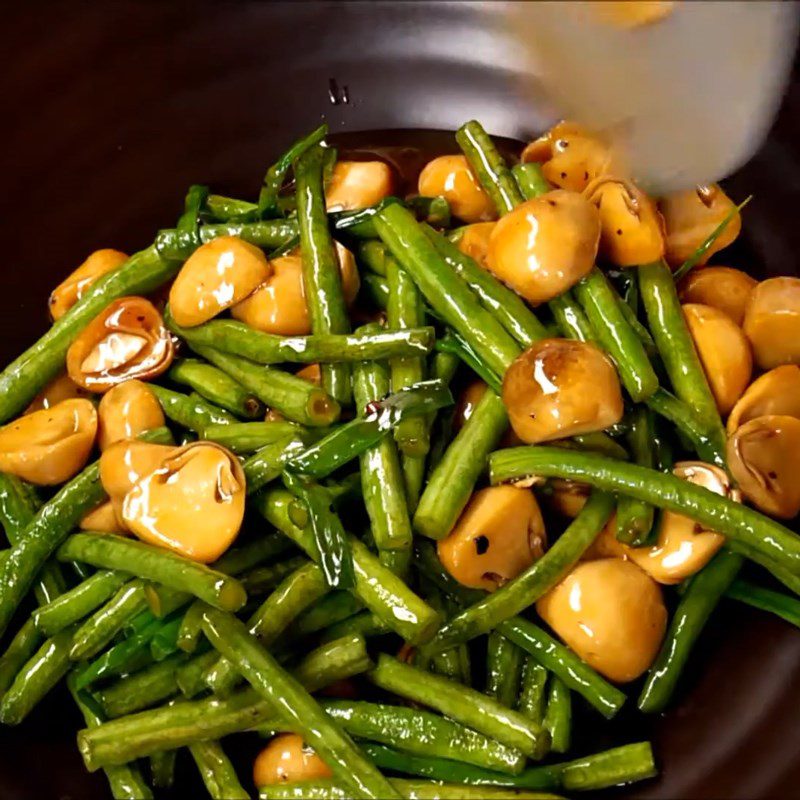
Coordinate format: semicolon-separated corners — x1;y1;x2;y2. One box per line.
239;555;310;597
638;259;725;460
645;388;723;467
257;123;328;218
517;658;548;726
573;267;658;402
0;474;65;605
435;327;502;392
423;226;547;347
486;631;524;708
0;245;179;422
293;592;363;637
167;315;435;365
386;256;429;460
255;488;441;644
548;291;595;342
361;273;390;309
352;351;413;563
205;561;328;696
176;648;219;698
283;472;354;589
512;162;551;199
149;749;177;790
414;389;508;540
321;700;526;774
369;654;550;759
177;601;205;653
429;491;614;650
57;534;247;612
99;653;186;717
361;741;656;793
73;623;165;690
201;606;399;799
189;739;249;800
155;219;298;261
489;447;800;576
319;610;390;643
33;570;129;637
0;459;106;638
0;619;41;698
79;633;373;768
543;678;571;754
616;408;656;545
168;358;264;419
639;549;742;713
243;433;313;494
211;532;295;576
498;617;627;719
376;205;520;377
727;578;800;628
295;144;353;404
150;615;183;660
69;580;150;661
259;778;559;800
149;384;235;432
0;625;75;724
456;120;524;215
174;340;340;427
68;675;154;800
203;420;303;455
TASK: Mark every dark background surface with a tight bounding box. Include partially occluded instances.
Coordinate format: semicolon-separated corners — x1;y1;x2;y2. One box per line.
1;2;800;798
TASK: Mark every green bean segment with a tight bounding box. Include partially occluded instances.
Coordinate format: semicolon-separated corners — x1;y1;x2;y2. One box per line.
168;315;435;365
369;655;550;759
57;534;247;612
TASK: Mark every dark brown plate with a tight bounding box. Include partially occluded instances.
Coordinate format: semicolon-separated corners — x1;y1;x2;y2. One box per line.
2;2;800;798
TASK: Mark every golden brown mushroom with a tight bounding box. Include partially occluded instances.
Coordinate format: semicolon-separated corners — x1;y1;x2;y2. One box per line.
727;365;800;434
437;485;546;591
253;734;332;787
659;184;742;269
456;222;496;269
24;373;90;414
742;277;800;370
622;462;738;583
486;191;600;304
231;245;359;336
682;303;752;416
325;160;394;212
544;479;591;519
417;155;496;224
169;236;271;328
0;398;97;485
80;501;128;534
66;297;174;393
583;176;665;267
121;441;246;563
502;338;623;444
97;380;165;451
452;380;490;433
99;440;179;501
536;558;667;682
49;249;128;321
521;121;616;193
678;266;757;326
727;415;800;520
